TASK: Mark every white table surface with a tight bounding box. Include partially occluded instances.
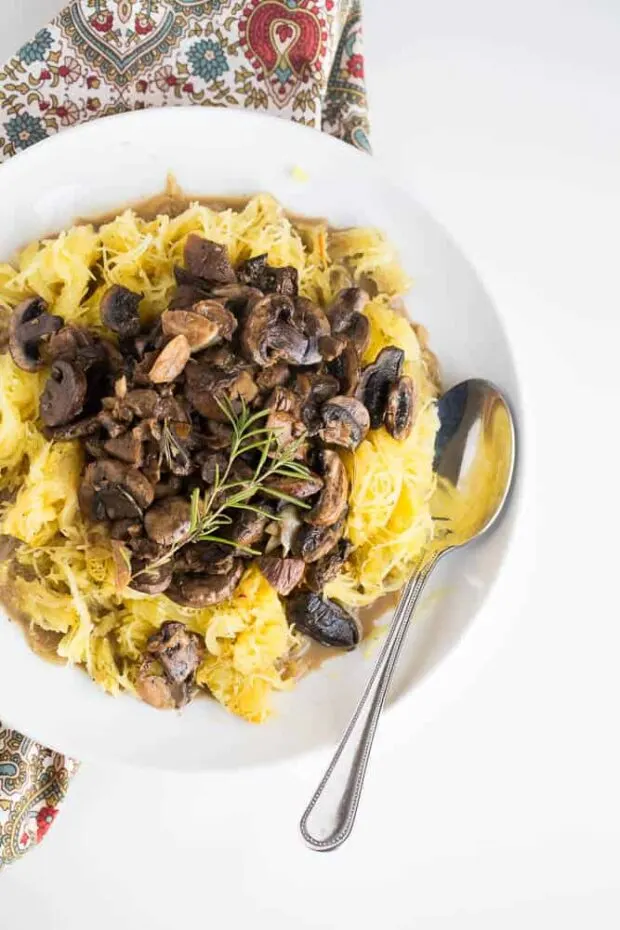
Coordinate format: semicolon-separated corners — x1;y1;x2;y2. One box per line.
2;1;620;927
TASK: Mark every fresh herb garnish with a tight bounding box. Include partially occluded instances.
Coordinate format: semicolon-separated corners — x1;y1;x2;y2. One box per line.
138;398;311;577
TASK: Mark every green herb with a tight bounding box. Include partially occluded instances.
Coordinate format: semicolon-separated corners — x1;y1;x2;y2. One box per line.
159;418;190;473
138;399;312;578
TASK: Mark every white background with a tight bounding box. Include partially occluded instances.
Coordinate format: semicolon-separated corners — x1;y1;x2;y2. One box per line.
1;0;620;927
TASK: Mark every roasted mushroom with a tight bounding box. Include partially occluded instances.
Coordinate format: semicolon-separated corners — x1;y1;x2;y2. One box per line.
9;297;63;372
258;556;305;595
237;253;268;289
144;497;192;547
327;287;370;355
184;356;258;420
305;541;352;592
319;396;370;450
173;541;235;575
80;459;154;522
129;560;173;596
240;295;308;367
327;342;361;395
263;472;324;499
385;375;416;440
170;561;244;607
148;334;191;383
306;450;348;527
260;264;298;298
40;359;88;427
103;431;144;466
100;285;142;337
146;621;204;684
161;309;222;353
356;346;404;429
293;513;346;563
135;659;192;709
286;593;360;649
184;234;236;284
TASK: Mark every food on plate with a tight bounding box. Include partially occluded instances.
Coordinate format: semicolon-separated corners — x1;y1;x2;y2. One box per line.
0;193;440;723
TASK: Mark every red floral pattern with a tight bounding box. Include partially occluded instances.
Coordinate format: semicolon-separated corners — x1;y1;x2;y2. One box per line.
0;0;369;871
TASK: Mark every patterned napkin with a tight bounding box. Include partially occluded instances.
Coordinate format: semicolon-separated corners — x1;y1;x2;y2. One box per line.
0;0;369;869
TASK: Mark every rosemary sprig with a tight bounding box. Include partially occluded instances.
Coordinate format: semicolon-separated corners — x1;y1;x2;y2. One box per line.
159;419;190;473
138;398;312;577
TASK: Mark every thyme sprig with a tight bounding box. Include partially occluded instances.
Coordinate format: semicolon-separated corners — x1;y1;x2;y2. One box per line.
139;398;311;577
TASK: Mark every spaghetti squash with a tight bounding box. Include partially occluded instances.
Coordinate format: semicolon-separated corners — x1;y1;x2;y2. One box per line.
0;193;440;723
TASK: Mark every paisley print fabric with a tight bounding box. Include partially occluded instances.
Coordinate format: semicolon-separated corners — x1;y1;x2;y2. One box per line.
0;0;369;869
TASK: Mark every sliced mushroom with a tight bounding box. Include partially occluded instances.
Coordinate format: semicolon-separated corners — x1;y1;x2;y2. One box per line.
263;472;324;499
305;540;352;592
327;342;361;395
240;295;308;367
318;333;347;362
237;253;268;288
266;385;302;418
356;346;404;429
161;309;220;353
256;361;290;392
228;509;272;550
144;497;191;547
129;559;173;595
385;375;416;440
121;389;162;419
183;234;236;284
40;359;88;427
148;334;191;384
80;459;154;522
319;396;370;450
103;431;143;466
9;297;63;371
293;513;346;563
135;659;191;709
286;593;360;649
146;621;204;684
328;287;370;354
306;450;348;527
100;285;141;337
258;556;305;596
191;300;237;341
173;542;235;576
46;414;102;441
184;358;258;420
170;562;244;608
261;264;298;298
295;297;330;364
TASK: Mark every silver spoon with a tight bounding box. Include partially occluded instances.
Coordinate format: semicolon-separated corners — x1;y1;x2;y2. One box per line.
300;378;516;851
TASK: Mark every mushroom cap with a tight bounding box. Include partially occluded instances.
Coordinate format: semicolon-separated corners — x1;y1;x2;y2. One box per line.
9;296;63;372
169;562;244;607
306;450;349;527
100;285;142;337
39;359;88;427
144;496;192;548
258;556;305;596
385;375;416;440
183;234;236;284
356;345;405;429
319;396;370;450
286;592;360;649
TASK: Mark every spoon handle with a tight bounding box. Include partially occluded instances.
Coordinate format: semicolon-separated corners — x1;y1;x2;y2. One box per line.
300;552;441;852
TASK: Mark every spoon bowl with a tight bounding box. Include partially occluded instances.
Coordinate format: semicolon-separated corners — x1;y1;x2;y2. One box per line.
300;378;517;851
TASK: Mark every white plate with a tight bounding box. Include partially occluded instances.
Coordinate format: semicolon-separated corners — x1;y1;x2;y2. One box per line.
0;107;520;770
